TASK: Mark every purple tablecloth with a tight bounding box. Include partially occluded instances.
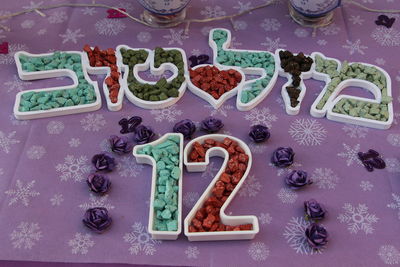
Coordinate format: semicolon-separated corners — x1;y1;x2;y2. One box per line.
0;0;400;266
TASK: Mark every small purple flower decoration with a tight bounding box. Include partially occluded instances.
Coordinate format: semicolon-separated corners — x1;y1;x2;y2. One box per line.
87;173;111;194
173;119;196;139
109;135;132;154
82;207;112;234
271;147;295;168
304;199;326;221
201;116;224;133
249;124;270;143
285;170;312;189
118;118;129;134
357;149;386;172
128;116;142;132
92;153;116;172
305;223;328;249
134;125;155;144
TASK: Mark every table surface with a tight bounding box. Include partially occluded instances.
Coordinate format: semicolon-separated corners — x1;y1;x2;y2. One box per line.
0;0;400;266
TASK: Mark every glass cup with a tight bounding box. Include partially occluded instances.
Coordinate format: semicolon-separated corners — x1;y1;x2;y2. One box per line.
289;0;341;27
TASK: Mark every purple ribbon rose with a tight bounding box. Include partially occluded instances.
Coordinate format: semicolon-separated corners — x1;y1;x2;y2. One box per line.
87;173;111;194
109;135;132;154
305;223;328;249
173;119;196;139
92;153;116;172
249;124;270;143
285;170;312;189
304;199;326;221
82;207;112;234
133;125;155;144
201;116;224;133
271;147;295;168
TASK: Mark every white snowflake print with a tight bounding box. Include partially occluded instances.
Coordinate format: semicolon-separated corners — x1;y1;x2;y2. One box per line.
229;36;243;49
5;179;40;206
21;19;35;29
311;168;340;190
258;213;272;225
244;107;277;128
387;134;400;147
248;143;267;154
117;156;144;178
387;193;400;220
191;49;201;56
239;175;262;197
59;28;84;44
123;222;161;255
349;15;365;25
50;193;64;206
10;222;42;249
277;188;298;204
386;158;400;173
233;1;253;13
317;39;327;46
248;242;269;261
342;124;369;138
4;75;32;92
283;217;324;255
200;6;226;18
81;7;97;16
79;193;115;210
95;19;126;36
150;105;183;122
371;27;400;47
360;181;373;191
0;130;20;153
26;145;46;159
0;43;28;64
342;39;368;55
47;120;64;134
137;31;152;43
185;246;200;259
269;162;303;177
37;28;46;35
99;138;112;153
201;161;219;179
288;118;327;146
378;245;400;265
68;233;94;255
22;1;43;9
233;20;248;30
294;28;309;38
337;203;379;234
55;155;91;182
261;37;287;51
201;26;213;36
48;10;68;24
183;192;199;208
260;18;281;31
337;143;362;166
81;113;106;132
319;23;340;35
163;29;188;45
375;58;386;66
9;114;28;126
69;138;81;148
204;104;234;117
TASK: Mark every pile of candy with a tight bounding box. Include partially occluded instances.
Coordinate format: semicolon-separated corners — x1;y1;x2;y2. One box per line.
189;66;242;99
188;137;252;232
83;45;121;103
137;135;181;232
18;52;96;112
279;50;313;107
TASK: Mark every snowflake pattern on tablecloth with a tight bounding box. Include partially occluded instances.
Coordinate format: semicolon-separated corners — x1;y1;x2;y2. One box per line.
317;39;328;46
183;192;199;208
294;28;309;38
81;7;97;15
0;130;20;153
288;118;327;146
9;114;28;126
387;193;400;220
48;10;68;24
260;18;281;31
360;180;373;191
337;203;379;234
26;145;46;160
50;193;64;206
47;120;64;134
204;105;234;118
337;143;362;166
81;114;106;132
277;188;298;204
311;168;340;190
95;19;126;36
137;31;152;43
283;216;324;255
349;15;365;25
123;222;161;255
269;162;303;177
248;242;269;261
342;39;368;55
117;155;144;178
22;1;43;9
4;74;32;93
163;29;188;45
55;155;91;182
261;37;287;51
371;27;400;46
342;124;369;138
378;245;400;265
185;246;200;259
59;28;84;44
68;138;81;148
387;134;400;147
99;138;112;153
200;161;219;179
233;20;248;30
233;1;252;13
375;58;386;65
150;105;183;122
238;175;262;197
319;23;340;35
0;43;28;64
10;222;42;249
386;158;400;173
21;19;34;29
5;179;40;206
68;233;94;255
258;213;272;225
79;193;115;210
200;6;226;18
244;107;277;127
248;143;267;154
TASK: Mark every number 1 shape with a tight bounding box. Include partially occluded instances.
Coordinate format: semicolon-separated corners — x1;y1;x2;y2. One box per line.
183;134;259;241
